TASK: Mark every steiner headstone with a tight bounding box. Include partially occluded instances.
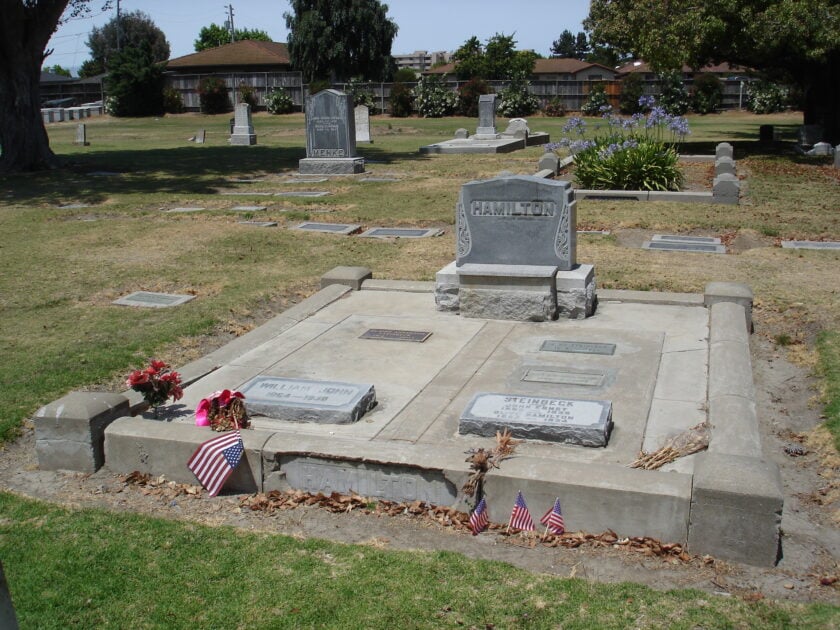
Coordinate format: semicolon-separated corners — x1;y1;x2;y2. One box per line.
475;94;499;138
74;123;89;146
229;103;257;145
238;376;376;424
459;392;613;447
354;104;371;143
300;89;364;174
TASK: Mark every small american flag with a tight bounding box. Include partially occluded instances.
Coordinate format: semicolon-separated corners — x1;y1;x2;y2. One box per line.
508;491;535;531
540;497;565;535
187;430;244;497
469;498;489;535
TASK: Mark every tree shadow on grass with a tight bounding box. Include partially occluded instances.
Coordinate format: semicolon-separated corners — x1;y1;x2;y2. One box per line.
1;143;434;205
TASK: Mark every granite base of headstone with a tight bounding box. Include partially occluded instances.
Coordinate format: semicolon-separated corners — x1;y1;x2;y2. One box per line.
238;376;376;424
229;103;257;146
459;392;613;447
300;89;365;175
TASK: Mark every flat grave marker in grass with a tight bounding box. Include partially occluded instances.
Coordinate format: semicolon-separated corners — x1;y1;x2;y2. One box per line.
220;191;274;197
230;206;267;212
781;240;840;250
359;177;400;183
643;241;726;254
162;207;206;213
112;291;195;308
238;221;277;228
273;191;330;198
292;222;361;235
652;234;722;244
358;227;443;239
284;177;328;184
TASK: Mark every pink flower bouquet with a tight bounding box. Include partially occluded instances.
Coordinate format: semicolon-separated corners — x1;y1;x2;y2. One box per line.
195;389;249;432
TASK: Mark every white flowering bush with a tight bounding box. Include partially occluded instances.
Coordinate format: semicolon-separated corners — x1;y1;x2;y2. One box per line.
497;72;539;117
412;74;457;118
747;81;789;114
266;87;294;114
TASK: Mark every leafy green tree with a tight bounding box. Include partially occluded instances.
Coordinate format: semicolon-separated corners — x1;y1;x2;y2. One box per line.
43;64;72;77
452;33;538;80
284;0;398;82
575;32;590;59
104;43;164;117
586;0;840;142
194;23;271;51
392;67;417;83
1;0;105;172
691;73;723;114
619;73;645;114
85;10;170;75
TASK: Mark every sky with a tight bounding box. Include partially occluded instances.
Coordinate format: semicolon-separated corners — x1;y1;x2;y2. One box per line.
46;0;592;74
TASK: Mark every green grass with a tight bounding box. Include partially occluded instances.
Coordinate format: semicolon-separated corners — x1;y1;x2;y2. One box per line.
818;332;840;452
1;492;836;629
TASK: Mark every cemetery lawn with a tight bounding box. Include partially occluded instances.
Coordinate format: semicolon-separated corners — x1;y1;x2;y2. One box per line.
1;490;837;629
0;111;838;623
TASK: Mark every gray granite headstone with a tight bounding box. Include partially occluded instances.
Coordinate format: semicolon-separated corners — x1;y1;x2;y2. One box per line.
715;142;733;160
810;142;832;156
713;173;739;204
454;128;469;139
538;151;559;174
354;104;371;143
238;376;376;424
476;94;498;137
456;175;576;270
229;103;256;145
306;89;356;158
459;392;613;447
798;124;823;147
714;156;735;176
74;123;89;146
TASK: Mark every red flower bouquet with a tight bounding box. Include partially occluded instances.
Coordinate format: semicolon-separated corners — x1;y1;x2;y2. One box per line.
195;389;249;432
126;360;183;414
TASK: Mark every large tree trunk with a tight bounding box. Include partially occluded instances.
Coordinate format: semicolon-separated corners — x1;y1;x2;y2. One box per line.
0;1;71;173
802;52;839;145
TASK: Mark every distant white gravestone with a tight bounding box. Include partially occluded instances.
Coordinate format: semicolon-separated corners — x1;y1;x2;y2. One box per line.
354;105;371;143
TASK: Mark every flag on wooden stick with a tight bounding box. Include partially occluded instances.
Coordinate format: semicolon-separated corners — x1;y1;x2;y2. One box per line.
187;429;244;497
540;497;565;535
508;490;535;531
469;497;489;535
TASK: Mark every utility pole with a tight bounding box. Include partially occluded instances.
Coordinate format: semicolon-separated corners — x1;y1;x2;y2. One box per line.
225;5;235;43
116;0;122;52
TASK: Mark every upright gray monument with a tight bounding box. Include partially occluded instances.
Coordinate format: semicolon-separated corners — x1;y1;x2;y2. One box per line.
354;104;372;143
475;94;499;138
74;123;89;146
436;175;596;321
300;89;365;174
229;103;257;145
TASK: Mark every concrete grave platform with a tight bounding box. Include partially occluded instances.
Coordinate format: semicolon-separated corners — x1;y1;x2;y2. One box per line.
94;275;780;566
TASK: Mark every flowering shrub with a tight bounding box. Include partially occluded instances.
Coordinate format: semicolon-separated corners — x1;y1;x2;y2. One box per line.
549;98;689;191
542;97;566;117
580;84;610;116
126;360;183;413
412;74;457;118
389;82;414;117
266;87;295;114
238;83;258;109
498;71;539;117
747;81;788;114
657;71;690;115
195;389;249;432
198;76;231;114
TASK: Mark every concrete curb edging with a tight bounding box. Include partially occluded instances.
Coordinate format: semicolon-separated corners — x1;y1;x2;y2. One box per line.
688;283;783;566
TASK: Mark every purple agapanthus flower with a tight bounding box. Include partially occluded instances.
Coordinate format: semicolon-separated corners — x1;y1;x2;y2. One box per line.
638;95;656;110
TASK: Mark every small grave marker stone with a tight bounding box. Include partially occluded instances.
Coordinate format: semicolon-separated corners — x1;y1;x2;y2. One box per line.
274;191;330;197
540;340;616;355
780;240;840;250
195;129;206;144
643;241;726;253
292;222;361;235
162;207;206;213
359;227;442;238
74;123;89;146
238;376;376;424
112;291;195;308
238;220;277;227
459;392;613;447
231;205;267;212
651;234;722;244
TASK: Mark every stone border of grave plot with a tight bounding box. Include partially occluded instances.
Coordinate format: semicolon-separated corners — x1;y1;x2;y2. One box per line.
535;142;740;205
35;272;780;566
